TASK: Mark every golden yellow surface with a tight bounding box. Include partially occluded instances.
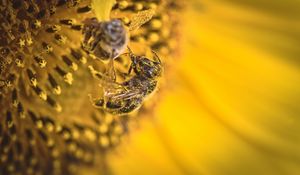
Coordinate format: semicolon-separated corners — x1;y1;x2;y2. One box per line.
105;1;300;174
92;0;116;20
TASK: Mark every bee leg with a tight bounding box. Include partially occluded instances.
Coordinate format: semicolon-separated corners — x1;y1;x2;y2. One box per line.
88;65;104;80
88;65;113;82
82;29;91;44
102;86;110;105
127;46;133;54
127;63;133;76
127;47;136;62
88;94;104;108
116;69;127;80
82;25;93;51
126;47;137;76
105;59;116;82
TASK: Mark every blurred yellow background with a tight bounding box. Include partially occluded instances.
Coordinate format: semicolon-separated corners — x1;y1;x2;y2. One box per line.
106;0;300;174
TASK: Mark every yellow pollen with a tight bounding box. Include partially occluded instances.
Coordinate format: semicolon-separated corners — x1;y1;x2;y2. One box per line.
39;91;47;101
53;86;61;95
63;73;73;85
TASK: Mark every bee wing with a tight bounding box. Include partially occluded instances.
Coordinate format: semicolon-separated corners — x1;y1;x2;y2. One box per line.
111;89;143;101
129;9;155;31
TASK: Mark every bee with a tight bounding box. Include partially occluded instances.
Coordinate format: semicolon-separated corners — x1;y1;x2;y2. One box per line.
89;48;162;115
82;18;128;60
82;9;155;80
82;8;155;59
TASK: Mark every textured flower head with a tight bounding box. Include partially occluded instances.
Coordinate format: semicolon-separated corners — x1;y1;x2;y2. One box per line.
0;0;183;174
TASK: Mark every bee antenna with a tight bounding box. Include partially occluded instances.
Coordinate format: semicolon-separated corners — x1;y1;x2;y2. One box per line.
151;50;161;63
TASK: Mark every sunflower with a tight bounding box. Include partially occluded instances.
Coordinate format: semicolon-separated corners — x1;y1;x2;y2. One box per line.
1;0;300;175
0;0;182;174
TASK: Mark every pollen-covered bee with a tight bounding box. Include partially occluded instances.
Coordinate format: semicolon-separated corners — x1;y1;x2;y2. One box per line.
82;8;155;80
82;18;128;60
82;8;155;59
89;48;162;115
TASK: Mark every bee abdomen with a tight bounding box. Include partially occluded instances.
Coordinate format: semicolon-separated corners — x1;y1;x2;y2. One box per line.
119;98;143;114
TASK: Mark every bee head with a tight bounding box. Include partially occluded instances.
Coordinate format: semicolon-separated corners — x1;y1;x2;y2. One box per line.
132;56;162;79
127;48;162;79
